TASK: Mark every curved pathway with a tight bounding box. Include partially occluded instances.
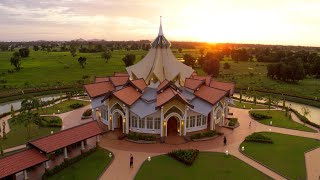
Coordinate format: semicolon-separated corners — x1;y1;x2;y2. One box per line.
98;107;320;180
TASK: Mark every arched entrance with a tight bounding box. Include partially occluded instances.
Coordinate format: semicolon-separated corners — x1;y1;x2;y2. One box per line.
167;116;179;136
111;109;125;133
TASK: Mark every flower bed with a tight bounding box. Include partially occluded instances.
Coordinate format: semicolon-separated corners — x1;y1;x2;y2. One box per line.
126;132;156;143
82;109;92;119
245;132;273;144
190;130;223;141
228;118;238;126
167;149;199;166
249;111;272;120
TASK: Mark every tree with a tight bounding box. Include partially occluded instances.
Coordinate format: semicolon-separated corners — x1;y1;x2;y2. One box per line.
78;57;87;68
122;54;136;67
178;48;182;53
70;48;77;57
101;50;112;63
301;106;310;118
10;52;22;71
33;45;39;51
10;105;15;118
202;52;220;77
240;91;243;103
18;48;30;57
11;112;42;139
183;54;195;67
2;121;6;139
21;97;40;112
223;62;230;69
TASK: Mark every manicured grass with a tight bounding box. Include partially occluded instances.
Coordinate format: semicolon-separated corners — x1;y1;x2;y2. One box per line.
234;101;269;109
36;99;89;115
47;148;112;180
3;118;61;149
135;152;271;180
250;110;316;132
241;132;320;179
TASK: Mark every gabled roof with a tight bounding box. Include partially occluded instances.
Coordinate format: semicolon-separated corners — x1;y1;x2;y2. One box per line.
130;100;157;118
157;80;181;93
191;75;212;86
110;76;129;87
0;148;48;178
130;78;147;92
141;87;157;102
157;80;169;92
114;72;129;77
113;86;142;106
190;98;213;116
184;78;205;90
194;85;227;105
156;87;193;108
29;121;102;153
209;80;235;95
95;76;110;83
84;81;115;98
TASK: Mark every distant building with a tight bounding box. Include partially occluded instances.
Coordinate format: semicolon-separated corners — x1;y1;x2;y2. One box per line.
84;20;234;137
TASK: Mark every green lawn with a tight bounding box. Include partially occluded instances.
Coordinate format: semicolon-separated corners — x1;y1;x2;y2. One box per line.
241;132;320;179
234;101;269;109
35;99;89;115
250;110;316;132
135;152;271;180
47;147;112;180
3;117;61;149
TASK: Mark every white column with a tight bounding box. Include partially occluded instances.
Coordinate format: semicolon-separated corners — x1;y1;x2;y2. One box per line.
183;105;188;136
92;109;97;120
96;135;100;142
160;106;164;137
81;141;85;151
64;147;68;159
125;107;129;134
106;100;110;127
210;110;214;131
45;161;50;169
23;170;28;180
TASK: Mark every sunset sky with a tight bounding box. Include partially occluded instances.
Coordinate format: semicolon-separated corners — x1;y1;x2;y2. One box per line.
0;0;320;46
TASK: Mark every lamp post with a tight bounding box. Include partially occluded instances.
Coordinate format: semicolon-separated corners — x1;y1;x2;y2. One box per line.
109;153;112;158
225;150;229;156
148;156;151;162
241;146;245;151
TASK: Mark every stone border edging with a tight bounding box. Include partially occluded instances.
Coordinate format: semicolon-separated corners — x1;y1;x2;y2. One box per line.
238;145;290;180
191;135;220;142
97;147;115;180
126;138;156;144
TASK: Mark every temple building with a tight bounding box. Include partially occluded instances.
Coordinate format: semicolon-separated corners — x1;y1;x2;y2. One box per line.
84;19;235;137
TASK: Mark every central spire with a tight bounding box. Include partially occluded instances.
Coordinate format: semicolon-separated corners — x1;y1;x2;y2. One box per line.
158;16;163;36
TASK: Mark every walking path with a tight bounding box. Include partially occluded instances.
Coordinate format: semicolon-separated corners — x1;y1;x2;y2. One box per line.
305;147;320;180
98;107;320;180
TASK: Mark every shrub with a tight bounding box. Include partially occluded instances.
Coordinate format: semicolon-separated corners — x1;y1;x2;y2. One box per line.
0;78;7;84
249;111;272;120
223;62;231;69
290;108;320;129
82;109;92;116
82;75;89;79
228;118;238;126
245;133;273;144
127;132;156;141
69;103;84;109
42;147;98;179
167;149;199;166
40;116;62;127
191;130;219;140
63;64;70;69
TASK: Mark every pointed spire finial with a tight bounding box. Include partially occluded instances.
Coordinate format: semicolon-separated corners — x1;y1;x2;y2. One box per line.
159;16;163;36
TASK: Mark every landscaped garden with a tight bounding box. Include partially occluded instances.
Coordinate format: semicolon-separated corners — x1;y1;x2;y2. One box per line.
135;151;271;180
249;110;316;132
36;99;89;115
240;132;320;180
233;101;269;109
2;114;62;149
45;147;112;180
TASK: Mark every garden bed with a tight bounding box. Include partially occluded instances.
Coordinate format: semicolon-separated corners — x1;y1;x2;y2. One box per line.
167;149;199;166
224;118;240;129
190;130;223;141
126;132;157;144
81;109;92;119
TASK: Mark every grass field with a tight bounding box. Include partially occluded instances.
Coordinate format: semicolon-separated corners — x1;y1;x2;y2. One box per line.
233;101;269;109
35;99;90;115
47;147;111;180
135;152;271;180
241;132;320;179
3;116;61;149
250;110;316;132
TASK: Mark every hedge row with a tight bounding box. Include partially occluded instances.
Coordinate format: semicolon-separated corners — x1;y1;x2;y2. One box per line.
168;149;199;166
290;108;320;129
127;132;156;141
190;130;223;140
245;133;273;144
249;111;272;120
42;147;98;179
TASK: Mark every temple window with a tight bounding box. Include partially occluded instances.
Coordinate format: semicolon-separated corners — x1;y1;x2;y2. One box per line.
196;115;202;126
154;117;161;129
131;115;138;128
147;117;153;129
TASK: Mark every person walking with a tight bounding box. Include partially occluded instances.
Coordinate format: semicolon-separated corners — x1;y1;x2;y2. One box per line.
130;154;134;168
249;121;251;127
223;136;227;146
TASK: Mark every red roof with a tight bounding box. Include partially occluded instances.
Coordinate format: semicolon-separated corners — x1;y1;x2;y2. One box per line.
110;76;129;86
95;76;110;83
130;79;147;91
29;121;102;153
191;75;212;86
113;86;141;106
156;88;192;108
195;85;227;105
114;72;129;77
210;80;235;95
84;82;115;98
184;78;205;90
0;148;48;178
157;80;169;92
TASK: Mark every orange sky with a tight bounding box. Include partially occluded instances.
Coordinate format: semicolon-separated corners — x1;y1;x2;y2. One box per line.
0;0;319;46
